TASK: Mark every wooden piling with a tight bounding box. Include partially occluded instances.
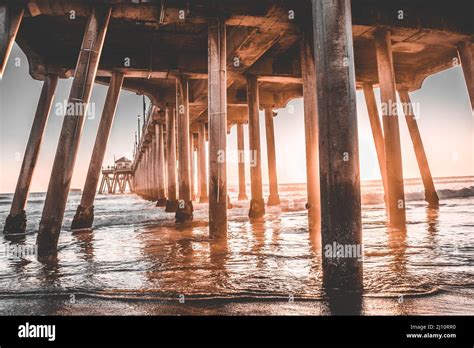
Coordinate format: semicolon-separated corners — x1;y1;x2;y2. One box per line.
143;146;148;199
362;83;388;201
151;127;158;200
300;27;320;233
156;122;167;206
147;144;152;200
264;108;280;206
175;75;193;222
142;145;146;198
312;0;362;289
398;89;439;205
236;123;248;201
0;4;24;78
457;41;474;109
36;6;111;256
246;75;265;219
189;131;196;201
71;71;124;230
197;122;208;203
375;29;406;227
4;74;58;234
165;107;179;212
208;18;228;237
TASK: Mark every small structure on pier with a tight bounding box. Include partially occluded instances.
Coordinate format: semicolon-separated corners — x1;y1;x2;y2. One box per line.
98;166;114;194
99;157;133;194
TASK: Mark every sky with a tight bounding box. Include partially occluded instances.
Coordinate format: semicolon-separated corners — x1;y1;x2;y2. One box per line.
0;43;473;193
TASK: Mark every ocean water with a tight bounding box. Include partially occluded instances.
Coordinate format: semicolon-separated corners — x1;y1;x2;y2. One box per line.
0;177;473;315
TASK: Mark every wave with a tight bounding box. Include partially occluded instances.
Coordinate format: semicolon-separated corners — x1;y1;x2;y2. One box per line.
0;286;447;302
362;186;474;205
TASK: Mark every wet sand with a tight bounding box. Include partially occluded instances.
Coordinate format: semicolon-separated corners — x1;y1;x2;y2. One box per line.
0;288;472;315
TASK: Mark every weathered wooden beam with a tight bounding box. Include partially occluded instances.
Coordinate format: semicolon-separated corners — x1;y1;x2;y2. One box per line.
197;122;208;203
189;131;196;201
236;123;248;201
398;89;439;206
208;18;227;238
362;83;388;202
264;108;280;206
246;75;265;219
155;122;167;206
300;27;320;234
142;146;147;198
312;0;362;289
4;74;58;235
351;0;472;36
0;4;23;78
165;107;179;212
145;145;151;199
175;75;193;223
36;6;111;257
71;71;124;230
375;29;406;227
151;123;158;200
457;41;474;110
256;75;302;84
189;5;285;120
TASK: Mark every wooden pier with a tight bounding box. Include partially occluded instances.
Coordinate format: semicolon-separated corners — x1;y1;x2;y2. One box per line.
1;0;472;289
98;158;133;195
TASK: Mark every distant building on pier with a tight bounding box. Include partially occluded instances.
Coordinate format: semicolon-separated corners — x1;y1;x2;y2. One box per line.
99;157;133;194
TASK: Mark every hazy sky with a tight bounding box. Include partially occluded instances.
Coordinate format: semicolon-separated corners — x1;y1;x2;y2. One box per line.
0;43;473;193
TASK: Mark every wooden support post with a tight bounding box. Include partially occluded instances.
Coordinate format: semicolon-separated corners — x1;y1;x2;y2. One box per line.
137;158;142;196
156;122;167;206
142;153;145;197
135;161;138;195
149;144;154;200
165;107;179;212
71;71;124;230
375;29;406;227
126;173;132;192
189;131;196;201
4;74;58;234
312;0;362;289
362;83;388;201
147;145;152;200
264;108;280;206
143;151;147;198
246;75;265;219
398;89;439;205
300;27;321;233
151;129;158;200
0;4;24;78
36;6;111;257
143;148;147;198
197;122;208;203
175;75;193;222
237;123;248;201
143;147;147;198
153;129;161;200
208;18;227;237
457;41;474;110
195;134;201;199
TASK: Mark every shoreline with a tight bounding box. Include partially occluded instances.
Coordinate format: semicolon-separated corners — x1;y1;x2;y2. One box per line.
0;289;472;315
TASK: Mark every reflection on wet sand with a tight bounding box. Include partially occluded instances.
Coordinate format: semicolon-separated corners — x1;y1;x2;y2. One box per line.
426;205;440;237
72;229;95;262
